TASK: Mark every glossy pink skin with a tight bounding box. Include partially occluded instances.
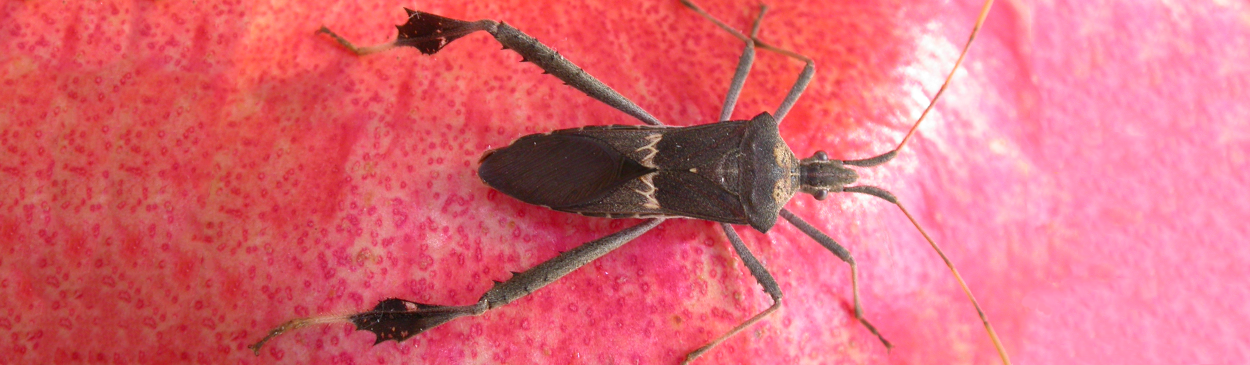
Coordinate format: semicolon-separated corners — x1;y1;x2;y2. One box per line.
3;0;1247;364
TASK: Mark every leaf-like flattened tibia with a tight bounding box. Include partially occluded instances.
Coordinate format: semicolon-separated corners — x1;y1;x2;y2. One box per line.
350;298;483;344
394;8;496;55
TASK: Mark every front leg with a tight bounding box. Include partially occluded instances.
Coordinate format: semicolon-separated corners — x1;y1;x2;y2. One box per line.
319;8;665;126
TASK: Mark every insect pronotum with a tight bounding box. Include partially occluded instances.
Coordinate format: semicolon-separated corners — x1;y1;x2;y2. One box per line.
250;1;1010;363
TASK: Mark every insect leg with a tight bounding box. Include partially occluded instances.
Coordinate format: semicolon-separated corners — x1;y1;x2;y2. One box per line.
679;1;813;124
751;39;815;124
679;1;769;122
319;9;665;126
778;208;892;348
841;186;1013;364
488;22;665;126
249;218;664;353
480;218;664;307
834;0;1011;362
683;223;785;364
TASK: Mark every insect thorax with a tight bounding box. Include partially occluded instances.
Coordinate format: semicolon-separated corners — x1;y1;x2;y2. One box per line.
739;113;801;232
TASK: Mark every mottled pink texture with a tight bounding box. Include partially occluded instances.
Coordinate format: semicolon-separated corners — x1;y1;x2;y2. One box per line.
2;0;1246;364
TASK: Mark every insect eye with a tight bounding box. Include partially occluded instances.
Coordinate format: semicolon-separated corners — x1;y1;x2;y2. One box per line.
813;150;829;161
813;190;829;200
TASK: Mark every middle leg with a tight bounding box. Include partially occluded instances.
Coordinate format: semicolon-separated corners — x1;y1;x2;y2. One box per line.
682;223;786;364
680;0;768;122
681;1;816;123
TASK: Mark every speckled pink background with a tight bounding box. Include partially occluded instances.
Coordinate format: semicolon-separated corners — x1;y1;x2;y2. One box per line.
2;0;1246;363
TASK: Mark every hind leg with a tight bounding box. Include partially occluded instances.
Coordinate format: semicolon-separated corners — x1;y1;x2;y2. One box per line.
319;9;666;126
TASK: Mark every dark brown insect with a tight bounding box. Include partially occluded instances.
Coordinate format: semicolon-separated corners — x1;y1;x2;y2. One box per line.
250;1;1010;364
480;113;811;232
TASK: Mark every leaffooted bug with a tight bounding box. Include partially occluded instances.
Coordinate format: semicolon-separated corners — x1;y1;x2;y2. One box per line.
251;1;1010;363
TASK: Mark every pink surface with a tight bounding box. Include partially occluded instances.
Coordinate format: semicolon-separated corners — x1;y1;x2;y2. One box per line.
2;0;1247;364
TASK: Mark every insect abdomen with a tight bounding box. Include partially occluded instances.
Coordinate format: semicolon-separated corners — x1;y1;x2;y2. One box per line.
478;133;655;209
